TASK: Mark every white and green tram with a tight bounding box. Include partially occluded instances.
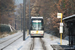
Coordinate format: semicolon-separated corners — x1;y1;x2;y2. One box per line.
30;17;44;38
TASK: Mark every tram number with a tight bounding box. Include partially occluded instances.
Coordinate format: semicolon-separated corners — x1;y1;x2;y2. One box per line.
36;31;38;34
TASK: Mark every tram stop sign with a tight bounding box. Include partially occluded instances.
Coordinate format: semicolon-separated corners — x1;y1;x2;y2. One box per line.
60;23;64;26
57;13;62;18
59;23;63;33
60;26;63;33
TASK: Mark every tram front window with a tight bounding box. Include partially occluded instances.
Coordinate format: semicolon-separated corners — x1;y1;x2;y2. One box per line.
32;20;43;30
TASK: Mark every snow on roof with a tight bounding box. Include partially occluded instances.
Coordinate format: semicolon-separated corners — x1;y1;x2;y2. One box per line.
63;14;75;20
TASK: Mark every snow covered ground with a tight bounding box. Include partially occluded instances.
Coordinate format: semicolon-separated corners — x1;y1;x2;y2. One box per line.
33;38;43;50
0;31;22;43
0;31;69;50
0;31;30;50
44;33;69;45
42;33;69;50
20;33;69;50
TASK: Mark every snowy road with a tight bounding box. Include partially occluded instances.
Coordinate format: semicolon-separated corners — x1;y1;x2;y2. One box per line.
0;32;69;50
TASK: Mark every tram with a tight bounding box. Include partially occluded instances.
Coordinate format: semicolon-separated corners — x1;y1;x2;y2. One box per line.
30;17;44;38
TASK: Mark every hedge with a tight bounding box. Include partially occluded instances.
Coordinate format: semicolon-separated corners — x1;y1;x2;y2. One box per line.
0;24;11;32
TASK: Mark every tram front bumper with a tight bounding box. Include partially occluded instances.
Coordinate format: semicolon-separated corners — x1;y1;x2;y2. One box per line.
31;34;44;37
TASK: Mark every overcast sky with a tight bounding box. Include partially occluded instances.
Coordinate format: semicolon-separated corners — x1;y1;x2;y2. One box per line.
15;0;23;5
15;0;30;5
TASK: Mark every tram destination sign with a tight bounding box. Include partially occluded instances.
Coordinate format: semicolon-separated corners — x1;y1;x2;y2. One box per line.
32;20;41;22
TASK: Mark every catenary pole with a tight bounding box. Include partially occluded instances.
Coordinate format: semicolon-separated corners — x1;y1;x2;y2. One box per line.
23;0;26;41
20;4;22;31
29;0;31;34
15;15;16;30
21;13;22;31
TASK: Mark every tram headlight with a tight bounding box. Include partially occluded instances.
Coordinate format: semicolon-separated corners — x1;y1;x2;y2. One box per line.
40;32;42;33
32;32;34;33
40;31;44;33
31;31;35;33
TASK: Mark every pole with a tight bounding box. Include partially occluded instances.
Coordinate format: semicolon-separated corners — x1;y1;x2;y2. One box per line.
23;0;26;41
60;32;62;45
20;4;22;31
60;13;62;45
29;0;31;34
21;13;22;31
15;15;16;30
69;27;71;46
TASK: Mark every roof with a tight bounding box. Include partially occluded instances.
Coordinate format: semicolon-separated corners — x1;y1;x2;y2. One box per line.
63;14;75;20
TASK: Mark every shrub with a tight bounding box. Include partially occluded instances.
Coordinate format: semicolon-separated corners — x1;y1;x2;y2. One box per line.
0;24;11;32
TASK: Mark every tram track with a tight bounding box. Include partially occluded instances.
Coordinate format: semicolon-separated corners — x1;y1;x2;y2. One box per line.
0;33;21;44
40;38;46;50
30;38;34;50
0;35;23;50
30;38;46;50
